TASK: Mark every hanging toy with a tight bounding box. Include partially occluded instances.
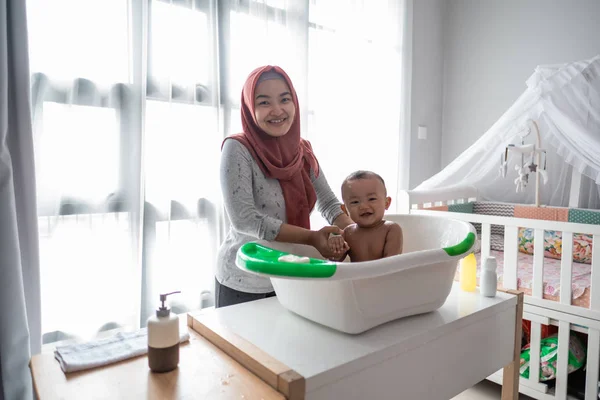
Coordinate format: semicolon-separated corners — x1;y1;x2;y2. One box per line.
498;119;548;206
527;145;538;172
514;164;529;192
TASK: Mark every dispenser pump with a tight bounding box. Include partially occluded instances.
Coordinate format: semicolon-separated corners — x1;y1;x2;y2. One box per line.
157;291;181;317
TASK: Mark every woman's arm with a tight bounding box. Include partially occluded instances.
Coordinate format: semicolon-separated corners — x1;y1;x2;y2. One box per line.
276;224;343;258
311;167;354;229
220;140;283;240
332;213;353;229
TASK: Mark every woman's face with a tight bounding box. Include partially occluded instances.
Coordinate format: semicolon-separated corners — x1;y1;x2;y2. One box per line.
253;78;296;138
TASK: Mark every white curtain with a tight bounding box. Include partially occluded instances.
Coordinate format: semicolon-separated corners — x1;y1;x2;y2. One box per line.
306;0;406;226
1;1;40;398
26;0;408;346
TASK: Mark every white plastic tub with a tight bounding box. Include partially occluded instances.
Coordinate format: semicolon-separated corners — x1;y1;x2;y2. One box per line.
236;214;476;334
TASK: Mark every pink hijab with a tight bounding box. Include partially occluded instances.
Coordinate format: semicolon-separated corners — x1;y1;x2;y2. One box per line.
222;65;319;229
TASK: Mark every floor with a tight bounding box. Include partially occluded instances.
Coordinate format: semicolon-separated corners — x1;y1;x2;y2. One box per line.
453;380;535;399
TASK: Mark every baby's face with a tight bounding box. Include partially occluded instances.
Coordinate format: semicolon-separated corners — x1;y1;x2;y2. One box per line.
342;178;391;228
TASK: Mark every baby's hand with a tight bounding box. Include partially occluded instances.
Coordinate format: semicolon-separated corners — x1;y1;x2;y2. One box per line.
328;234;349;259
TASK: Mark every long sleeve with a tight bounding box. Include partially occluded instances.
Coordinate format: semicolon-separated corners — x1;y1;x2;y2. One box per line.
220;139;283;241
312;167;345;225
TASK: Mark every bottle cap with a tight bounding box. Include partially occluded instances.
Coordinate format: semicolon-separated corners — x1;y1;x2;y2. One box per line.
483;257;497;270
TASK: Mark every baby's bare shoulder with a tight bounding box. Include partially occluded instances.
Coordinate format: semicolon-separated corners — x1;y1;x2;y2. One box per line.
344;224;368;245
383;220;402;231
343;223;359;236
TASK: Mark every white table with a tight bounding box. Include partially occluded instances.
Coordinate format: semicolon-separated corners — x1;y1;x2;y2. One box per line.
189;283;523;400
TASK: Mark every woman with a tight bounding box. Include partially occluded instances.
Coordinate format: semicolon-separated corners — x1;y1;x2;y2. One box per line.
216;65;353;308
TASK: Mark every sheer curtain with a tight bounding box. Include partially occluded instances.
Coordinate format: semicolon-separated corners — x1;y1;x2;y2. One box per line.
1;0;39;397
27;0;221;344
306;0;406;227
26;0;408;346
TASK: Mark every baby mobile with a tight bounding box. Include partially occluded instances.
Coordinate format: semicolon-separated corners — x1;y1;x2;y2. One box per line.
499;119;548;207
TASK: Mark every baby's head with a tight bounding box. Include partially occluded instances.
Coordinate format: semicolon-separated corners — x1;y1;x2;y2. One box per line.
341;171;391;228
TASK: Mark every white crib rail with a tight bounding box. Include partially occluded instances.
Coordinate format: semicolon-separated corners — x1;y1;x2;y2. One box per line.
532;229;545;299
560;232;574;306
555;320;570;398
503;225;519;290
586;328;600;400
522;311;548;394
481;223;491;265
592;234;600;311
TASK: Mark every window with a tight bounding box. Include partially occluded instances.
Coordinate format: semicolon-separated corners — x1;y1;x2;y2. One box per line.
27;0;406;345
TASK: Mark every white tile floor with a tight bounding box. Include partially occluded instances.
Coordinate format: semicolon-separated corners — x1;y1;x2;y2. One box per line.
453;380;535;400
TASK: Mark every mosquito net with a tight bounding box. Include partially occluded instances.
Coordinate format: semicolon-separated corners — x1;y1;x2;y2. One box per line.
416;55;600;208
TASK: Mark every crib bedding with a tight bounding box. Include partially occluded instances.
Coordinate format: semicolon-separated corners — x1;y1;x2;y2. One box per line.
453;250;592;308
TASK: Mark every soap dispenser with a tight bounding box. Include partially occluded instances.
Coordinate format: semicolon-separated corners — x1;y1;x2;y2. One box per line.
148;291;181;373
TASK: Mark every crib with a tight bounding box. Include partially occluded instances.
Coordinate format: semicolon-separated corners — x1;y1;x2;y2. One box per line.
398;184;600;399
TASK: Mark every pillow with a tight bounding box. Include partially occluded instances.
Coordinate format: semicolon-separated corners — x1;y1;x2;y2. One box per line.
473;202;515;237
518;228;593;264
490;234;505;251
573;233;594;264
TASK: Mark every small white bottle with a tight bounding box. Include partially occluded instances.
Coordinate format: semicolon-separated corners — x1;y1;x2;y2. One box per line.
147;291;181;373
480;257;497;297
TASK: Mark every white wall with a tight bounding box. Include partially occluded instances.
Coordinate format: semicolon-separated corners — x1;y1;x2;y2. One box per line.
408;0;446;189
440;0;600;168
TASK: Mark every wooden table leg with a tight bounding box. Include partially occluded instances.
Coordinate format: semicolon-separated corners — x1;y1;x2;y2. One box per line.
501;290;524;400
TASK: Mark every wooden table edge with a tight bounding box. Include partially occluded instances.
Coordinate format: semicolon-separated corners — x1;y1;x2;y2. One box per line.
497;289;524;400
188;310;306;400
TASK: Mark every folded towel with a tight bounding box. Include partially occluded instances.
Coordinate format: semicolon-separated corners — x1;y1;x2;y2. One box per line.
54;327;190;373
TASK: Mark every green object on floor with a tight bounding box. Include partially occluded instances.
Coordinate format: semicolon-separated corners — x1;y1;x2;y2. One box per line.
519;333;586;381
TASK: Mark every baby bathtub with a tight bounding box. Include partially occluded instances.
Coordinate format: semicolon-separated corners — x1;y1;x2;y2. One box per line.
236;214;476;334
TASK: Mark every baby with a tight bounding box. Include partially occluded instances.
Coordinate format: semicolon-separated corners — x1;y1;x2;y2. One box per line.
329;170;403;262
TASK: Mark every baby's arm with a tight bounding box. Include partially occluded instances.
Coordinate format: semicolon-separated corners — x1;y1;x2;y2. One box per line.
327;233;349;261
382;223;403;258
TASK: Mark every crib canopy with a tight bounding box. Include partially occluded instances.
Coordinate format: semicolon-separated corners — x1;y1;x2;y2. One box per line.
416;55;600;208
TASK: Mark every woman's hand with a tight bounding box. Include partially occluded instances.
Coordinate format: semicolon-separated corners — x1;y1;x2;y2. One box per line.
310;226;346;259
